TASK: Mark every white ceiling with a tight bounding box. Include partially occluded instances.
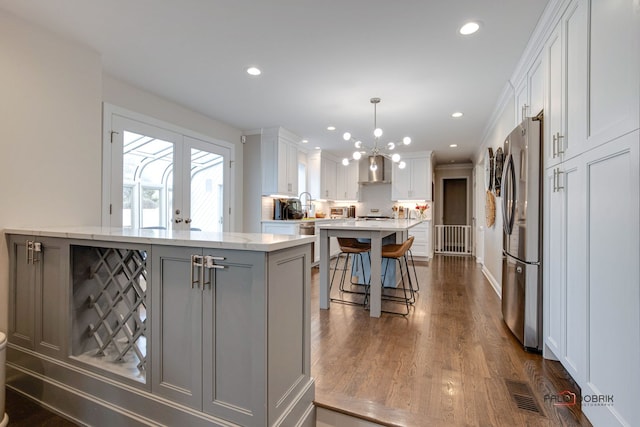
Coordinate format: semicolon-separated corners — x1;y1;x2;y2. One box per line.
0;0;549;164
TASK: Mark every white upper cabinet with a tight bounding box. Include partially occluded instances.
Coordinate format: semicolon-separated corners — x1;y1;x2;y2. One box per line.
587;0;640;146
261;127;300;196
544;0;588;167
514;52;543;124
391;151;432;201
545;23;563;168
308;151;338;200
336;161;359;201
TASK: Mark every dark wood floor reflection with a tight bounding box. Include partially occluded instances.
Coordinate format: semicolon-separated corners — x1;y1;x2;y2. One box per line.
5;388;77;426
311;255;592;427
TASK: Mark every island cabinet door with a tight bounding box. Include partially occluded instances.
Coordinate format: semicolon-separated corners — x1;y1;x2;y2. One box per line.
8;235;68;358
151;245;203;409
201;249;266;425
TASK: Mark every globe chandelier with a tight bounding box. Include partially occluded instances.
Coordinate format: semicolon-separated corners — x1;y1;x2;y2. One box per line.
341;97;411;170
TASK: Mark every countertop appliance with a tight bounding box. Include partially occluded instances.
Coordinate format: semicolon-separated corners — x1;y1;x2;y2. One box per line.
274;198;304;220
330;207;348;218
501;116;543;352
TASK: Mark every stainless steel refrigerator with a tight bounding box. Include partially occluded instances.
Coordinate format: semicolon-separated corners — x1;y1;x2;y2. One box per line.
501;116;542;352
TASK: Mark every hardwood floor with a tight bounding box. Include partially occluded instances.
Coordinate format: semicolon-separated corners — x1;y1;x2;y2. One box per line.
4;388;76;426
311;255;592;427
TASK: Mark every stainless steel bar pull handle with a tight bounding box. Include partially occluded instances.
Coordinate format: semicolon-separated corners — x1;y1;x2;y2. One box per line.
553;168;557;192
33;242;42;263
555;133;565;155
202;256;225;289
191;255;204;288
26;240;33;264
556;168;564;191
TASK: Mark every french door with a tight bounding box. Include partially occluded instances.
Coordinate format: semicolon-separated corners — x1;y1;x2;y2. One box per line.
108;113;230;232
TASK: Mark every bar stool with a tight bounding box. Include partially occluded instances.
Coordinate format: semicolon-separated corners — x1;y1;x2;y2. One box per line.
368;236;416;315
330;238;371;306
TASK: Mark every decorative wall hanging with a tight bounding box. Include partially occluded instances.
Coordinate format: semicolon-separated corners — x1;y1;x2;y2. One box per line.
484;147;494;191
485;190;496;227
494;147;504;196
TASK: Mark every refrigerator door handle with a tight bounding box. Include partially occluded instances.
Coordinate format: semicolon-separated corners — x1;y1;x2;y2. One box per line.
503;249;541;266
502;154;516;235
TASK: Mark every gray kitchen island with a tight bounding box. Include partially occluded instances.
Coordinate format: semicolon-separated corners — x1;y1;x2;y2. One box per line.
4;226;315;427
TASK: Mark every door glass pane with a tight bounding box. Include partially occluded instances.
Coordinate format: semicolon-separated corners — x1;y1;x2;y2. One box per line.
123;131;174;229
190;148;224;232
123;185;134;228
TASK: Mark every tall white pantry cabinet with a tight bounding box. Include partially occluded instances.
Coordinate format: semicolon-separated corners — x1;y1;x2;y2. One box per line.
537;1;639;426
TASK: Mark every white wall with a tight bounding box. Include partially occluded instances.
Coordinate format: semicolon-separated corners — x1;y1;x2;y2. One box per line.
476;99;515;293
0;11;103;330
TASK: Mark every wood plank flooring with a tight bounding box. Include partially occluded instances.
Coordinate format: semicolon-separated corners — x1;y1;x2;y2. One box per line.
311;255;592;427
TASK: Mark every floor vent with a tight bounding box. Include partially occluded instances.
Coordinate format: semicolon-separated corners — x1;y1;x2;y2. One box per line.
505;379;545;416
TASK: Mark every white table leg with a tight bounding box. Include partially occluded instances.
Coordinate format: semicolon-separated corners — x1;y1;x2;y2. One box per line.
369;231;382;317
319;229;330;310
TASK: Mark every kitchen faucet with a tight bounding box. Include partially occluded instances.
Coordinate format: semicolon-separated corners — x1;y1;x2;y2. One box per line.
298;192;314;217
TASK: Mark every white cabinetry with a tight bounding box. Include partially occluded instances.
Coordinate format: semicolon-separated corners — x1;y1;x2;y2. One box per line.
543;156;586;383
391;152;432;201
336;161;359;201
261;127;300;197
261;222;298;236
408;221;431;259
541;2;640;425
545;132;640;426
515;52;543;124
544;0;589;166
308;151;338;200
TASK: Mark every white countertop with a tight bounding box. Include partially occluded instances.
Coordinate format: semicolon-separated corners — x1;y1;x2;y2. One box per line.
4;226;315;252
316;218;424;231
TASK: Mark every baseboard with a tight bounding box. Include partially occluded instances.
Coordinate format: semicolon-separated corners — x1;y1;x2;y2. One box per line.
482;265;501;298
7;346;314;427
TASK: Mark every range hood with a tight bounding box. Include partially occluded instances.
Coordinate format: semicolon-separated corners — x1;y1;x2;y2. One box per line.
358;155;390;184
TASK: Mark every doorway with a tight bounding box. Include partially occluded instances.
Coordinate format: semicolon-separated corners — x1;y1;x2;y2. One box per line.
105;110;231;232
443;178;468;225
436;177;472;254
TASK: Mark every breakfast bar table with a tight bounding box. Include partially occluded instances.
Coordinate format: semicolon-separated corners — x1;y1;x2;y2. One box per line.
317;218;423;317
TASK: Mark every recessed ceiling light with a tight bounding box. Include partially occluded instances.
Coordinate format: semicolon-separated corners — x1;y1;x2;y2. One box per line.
450;144;458;148
452;112;464;118
327;126;336;131
246;66;261;76
459;22;480;35
315;146;321;150
301;139;308;144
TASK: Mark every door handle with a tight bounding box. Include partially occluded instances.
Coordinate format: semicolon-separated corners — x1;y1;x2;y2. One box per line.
502;154;516;235
175;217;183;223
185;218;192;224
